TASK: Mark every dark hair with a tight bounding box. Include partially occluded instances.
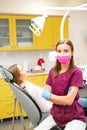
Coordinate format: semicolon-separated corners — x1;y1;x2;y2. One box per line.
8;64;22;86
53;39;75;76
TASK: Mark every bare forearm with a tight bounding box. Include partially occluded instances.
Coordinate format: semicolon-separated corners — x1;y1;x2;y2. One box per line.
50;87;78;105
50;94;71;105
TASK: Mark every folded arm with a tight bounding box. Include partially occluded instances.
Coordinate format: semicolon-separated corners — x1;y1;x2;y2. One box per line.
42;85;78;106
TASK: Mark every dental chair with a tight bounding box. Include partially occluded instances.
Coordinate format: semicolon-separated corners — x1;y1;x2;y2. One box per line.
0;66;49;130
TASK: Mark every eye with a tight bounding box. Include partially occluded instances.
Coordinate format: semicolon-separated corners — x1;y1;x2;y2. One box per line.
57;49;61;53
64;49;69;52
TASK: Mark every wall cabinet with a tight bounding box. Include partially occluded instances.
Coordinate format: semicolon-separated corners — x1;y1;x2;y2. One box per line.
0;15;68;51
0;15;37;51
0;74;48;120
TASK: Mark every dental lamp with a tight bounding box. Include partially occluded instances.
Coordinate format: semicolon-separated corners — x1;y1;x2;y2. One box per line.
29;3;87;38
29;12;47;36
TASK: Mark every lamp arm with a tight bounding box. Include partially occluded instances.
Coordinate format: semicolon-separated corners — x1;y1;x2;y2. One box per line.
60;10;70;40
43;6;87;11
60;3;87;40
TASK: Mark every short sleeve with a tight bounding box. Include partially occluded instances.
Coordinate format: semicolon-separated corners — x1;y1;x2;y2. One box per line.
70;68;84;88
46;69;53;86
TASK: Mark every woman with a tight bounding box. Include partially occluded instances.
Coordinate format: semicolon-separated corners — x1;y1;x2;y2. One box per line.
34;39;86;130
8;64;52;113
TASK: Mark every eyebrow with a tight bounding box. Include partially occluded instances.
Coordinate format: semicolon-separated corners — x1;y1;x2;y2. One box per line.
57;49;69;51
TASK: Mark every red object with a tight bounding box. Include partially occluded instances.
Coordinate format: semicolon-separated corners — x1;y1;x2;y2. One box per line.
37;58;45;67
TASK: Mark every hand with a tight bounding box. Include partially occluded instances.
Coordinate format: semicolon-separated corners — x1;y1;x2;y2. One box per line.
42;88;51;100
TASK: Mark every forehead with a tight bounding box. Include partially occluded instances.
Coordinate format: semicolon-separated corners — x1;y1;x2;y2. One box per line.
17;65;22;71
57;43;71;50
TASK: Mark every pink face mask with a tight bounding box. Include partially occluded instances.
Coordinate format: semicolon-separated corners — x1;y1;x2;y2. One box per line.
56;55;71;64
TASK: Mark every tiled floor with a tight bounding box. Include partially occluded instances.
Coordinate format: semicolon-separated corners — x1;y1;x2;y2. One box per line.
0;117;33;130
0;117;87;130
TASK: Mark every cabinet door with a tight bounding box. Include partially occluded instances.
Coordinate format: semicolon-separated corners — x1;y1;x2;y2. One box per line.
52;16;68;46
0;15;13;50
27;75;44;86
12;16;37;50
36;16;68;50
0;79;14;119
43;74;48;86
36;17;54;50
27;74;49;87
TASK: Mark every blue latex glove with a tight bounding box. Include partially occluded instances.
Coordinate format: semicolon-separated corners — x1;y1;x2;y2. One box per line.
42;88;51;100
68;87;72;93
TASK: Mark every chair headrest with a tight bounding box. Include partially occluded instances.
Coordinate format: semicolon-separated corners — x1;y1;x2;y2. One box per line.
0;66;13;82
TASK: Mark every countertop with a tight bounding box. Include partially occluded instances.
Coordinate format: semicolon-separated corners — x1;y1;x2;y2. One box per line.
0;70;49;78
27;70;49;76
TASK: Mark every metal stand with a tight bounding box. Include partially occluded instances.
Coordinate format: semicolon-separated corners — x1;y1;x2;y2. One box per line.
12;98;26;130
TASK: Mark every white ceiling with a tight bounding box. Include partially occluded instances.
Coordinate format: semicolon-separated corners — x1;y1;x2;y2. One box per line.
66;0;87;6
0;0;86;14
